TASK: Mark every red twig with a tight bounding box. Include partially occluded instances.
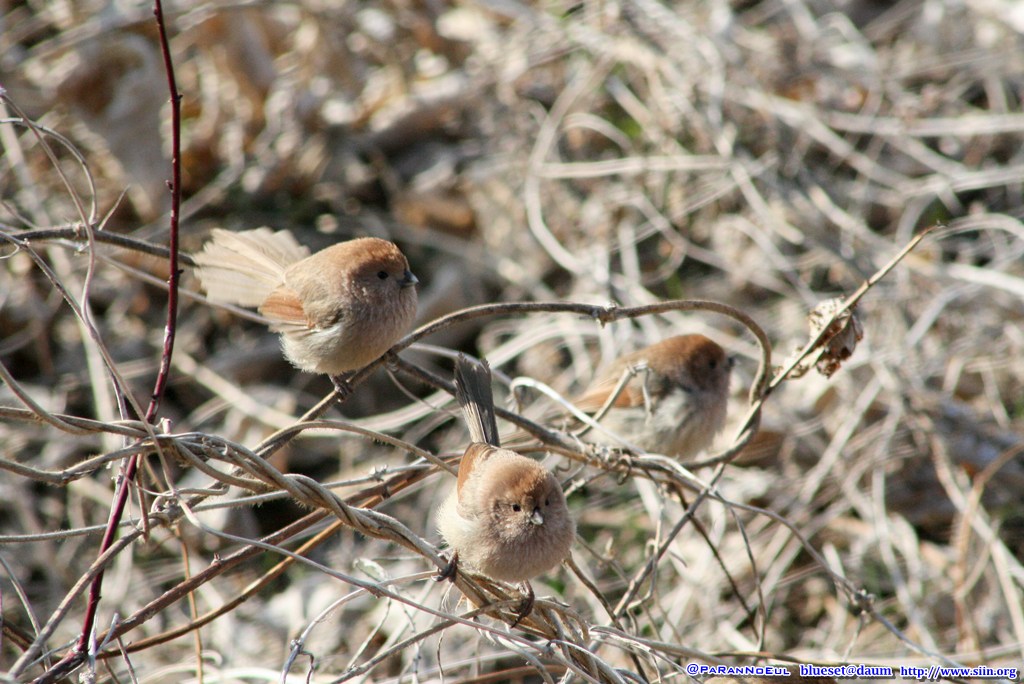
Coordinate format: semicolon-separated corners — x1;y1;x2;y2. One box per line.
63;0;183;676
144;0;183;426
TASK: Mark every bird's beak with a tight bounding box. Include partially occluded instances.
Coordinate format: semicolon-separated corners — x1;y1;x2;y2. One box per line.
530;508;544;526
401;270;418;288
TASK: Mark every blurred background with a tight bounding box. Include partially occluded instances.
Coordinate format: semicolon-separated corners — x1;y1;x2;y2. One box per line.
2;0;1024;681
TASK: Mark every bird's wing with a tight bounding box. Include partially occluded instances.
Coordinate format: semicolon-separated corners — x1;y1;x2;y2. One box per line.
574;365;649;412
456;443;496;498
259;285;314;333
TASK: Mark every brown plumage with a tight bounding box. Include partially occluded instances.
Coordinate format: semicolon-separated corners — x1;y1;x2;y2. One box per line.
436;356;575;584
574;334;732;458
194;228;418;375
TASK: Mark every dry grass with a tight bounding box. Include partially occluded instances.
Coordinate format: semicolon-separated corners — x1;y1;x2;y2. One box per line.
2;0;1024;682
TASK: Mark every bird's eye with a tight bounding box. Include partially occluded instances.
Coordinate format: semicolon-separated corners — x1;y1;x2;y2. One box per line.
545;498;550;506
708;359;717;369
511;503;522;512
377;271;389;280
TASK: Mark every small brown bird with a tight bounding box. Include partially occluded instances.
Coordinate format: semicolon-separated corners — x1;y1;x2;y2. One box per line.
436;356;575;608
573;334;732;458
194;228;418;380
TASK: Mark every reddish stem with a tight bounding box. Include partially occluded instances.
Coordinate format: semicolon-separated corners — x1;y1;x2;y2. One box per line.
70;0;182;669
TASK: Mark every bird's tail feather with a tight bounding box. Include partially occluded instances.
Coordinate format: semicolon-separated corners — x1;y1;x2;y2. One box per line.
454;355;501;447
194;228;310;307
